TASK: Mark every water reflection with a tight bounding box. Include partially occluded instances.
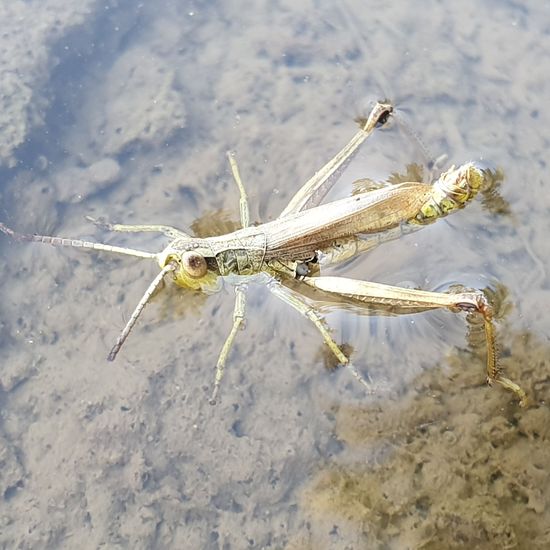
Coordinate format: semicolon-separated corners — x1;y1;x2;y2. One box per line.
300;327;549;549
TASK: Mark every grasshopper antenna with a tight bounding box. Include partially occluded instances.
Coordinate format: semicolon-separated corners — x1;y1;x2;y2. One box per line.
108;262;176;361
392;108;446;173
0;222;158;260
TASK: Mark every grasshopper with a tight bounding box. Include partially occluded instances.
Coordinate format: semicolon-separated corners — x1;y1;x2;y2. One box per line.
0;101;527;406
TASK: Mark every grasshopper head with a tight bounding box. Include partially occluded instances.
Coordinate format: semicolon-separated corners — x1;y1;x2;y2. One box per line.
157;238;220;291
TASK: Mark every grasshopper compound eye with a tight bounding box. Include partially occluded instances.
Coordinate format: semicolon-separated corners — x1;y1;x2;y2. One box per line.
181;251;207;278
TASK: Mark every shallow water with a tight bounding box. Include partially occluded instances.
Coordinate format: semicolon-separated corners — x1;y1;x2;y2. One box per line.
1;1;549;548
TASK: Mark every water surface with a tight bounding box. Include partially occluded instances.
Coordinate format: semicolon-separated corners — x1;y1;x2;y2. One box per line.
1;1;549;548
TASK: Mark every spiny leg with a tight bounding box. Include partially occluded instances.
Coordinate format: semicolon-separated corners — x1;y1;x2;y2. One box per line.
206;153;251;403
267;280;375;393
226;152;250;229
279;100;394;217
302;275;527;406
460;294;528;407
0;222;158;261
86;216;190;240
210;284;247;405
108;262;176;361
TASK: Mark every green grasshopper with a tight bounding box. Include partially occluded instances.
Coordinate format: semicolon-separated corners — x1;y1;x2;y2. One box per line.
0;101;527;406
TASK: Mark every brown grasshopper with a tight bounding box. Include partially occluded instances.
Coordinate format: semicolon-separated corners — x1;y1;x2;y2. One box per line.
0;101;527;406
